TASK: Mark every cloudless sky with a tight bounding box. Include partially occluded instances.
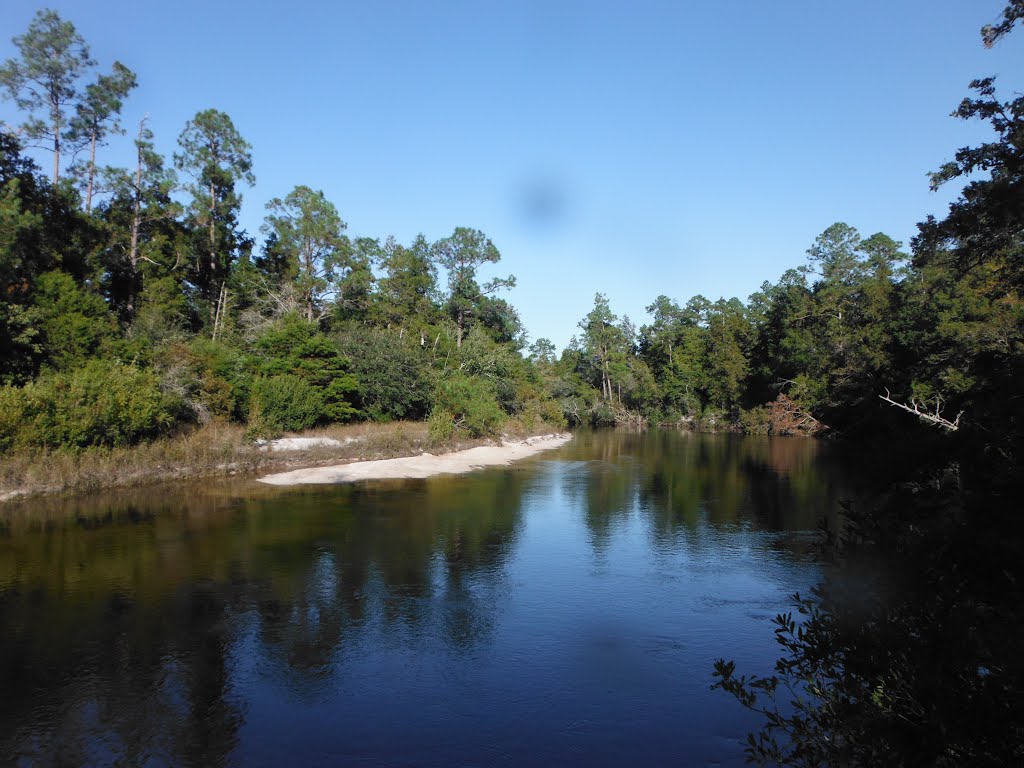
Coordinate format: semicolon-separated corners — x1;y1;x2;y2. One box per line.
2;1;1021;349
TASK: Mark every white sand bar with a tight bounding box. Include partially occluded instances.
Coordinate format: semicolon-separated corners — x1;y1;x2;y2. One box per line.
257;433;572;486
256;436;359;452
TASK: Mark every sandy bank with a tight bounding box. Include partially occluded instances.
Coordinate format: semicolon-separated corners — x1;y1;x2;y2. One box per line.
257;433;572;486
255;436;360;451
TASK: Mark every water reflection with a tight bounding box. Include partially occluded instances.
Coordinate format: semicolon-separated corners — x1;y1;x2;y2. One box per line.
0;432;849;766
562;431;846;555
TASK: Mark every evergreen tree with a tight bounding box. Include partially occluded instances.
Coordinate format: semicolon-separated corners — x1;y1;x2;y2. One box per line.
0;9;95;184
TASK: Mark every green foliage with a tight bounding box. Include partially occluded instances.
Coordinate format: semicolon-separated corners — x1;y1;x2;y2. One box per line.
371;234;438;329
432;372;505;438
0;360;183;451
32;270;119;371
246;374;325;438
158;338;247;424
254;314;358;422
0;301;42;386
432;227;515;347
0;9;95;183
129;274;193;343
516;395;568;431
335;325;431;421
714;486;1024;766
715;9;1024;764
427;408;456;444
261;185;350;323
174;108;254;303
66;61;137;211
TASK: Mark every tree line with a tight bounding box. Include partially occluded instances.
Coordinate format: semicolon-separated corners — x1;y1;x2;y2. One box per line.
0;9;555;450
1;6;1020;478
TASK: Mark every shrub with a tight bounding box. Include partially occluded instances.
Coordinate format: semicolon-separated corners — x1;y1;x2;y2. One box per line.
32;270;119;371
0;360;185;450
159;339;247;424
432;372;505;437
247;374;325;437
517;397;568;431
740;405;772;435
0;386;27;452
335;325;432;421
256;315;358;422
427;408;456;444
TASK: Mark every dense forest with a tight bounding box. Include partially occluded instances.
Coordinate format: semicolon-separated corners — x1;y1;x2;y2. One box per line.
2;4;1024;761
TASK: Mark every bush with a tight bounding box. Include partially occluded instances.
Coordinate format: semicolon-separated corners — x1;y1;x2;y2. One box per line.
740;405;772;435
517;397;568;431
159;339;247;424
0;387;27;452
247;374;325;437
427;408;456;444
0;360;185;450
32;270;119;372
432;372;505;437
335;325;432;421
256;315;358;422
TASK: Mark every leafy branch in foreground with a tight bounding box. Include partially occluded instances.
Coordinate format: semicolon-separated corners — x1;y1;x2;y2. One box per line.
713;489;1024;767
713;594;839;768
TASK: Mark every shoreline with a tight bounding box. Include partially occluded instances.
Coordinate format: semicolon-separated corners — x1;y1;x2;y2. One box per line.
258;433;573;486
0;423;570;504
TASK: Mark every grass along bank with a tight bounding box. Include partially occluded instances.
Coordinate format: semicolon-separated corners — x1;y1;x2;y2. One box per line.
0;418;564;502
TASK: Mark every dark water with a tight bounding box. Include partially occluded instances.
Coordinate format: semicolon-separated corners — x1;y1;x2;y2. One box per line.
0;431;853;767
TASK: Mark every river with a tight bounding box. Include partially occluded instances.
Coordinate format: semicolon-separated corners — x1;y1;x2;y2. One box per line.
0;431;853;766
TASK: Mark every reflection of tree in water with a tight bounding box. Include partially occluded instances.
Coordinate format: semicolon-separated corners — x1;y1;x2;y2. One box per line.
0;470;528;763
0;574;246;767
251;471;527;676
633;432;850;557
560;430;849;558
559;430;639;551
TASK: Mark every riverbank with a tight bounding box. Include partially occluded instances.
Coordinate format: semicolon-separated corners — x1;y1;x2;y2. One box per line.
258;433;572;486
0;421;567;502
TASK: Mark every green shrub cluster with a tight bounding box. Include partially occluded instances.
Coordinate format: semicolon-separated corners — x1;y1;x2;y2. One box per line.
0;360;184;451
431;372;505;438
335;325;432;421
255;315;358;423
246;374;325;438
427;408;456;444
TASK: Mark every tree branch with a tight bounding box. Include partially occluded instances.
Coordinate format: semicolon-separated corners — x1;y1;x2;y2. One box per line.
879;388;963;431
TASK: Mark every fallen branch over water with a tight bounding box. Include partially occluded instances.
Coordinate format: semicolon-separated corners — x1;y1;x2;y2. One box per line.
879;389;963;431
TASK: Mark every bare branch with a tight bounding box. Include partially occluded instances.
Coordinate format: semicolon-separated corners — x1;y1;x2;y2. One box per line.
879;388;963;431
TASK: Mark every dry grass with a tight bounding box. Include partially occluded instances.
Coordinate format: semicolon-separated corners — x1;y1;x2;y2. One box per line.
0;419;563;502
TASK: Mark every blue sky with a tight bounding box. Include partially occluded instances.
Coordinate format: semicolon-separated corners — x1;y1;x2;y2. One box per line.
2;1;1021;349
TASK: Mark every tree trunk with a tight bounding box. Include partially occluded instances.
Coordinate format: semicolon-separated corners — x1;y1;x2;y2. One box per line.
208;181;217;268
53;125;60;185
212;283;227;341
208;180;218;317
85;130;97;213
127;127;142;316
457;310;464;348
